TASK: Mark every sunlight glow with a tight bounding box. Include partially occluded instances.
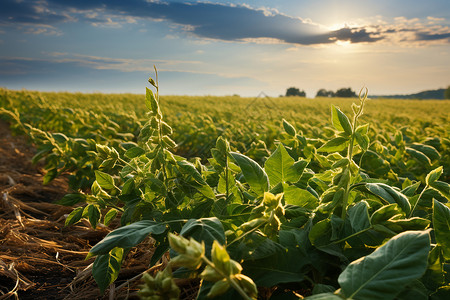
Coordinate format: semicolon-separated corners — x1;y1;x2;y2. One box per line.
336;40;351;47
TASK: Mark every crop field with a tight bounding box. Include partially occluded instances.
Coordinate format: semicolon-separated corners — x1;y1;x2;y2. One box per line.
0;82;450;300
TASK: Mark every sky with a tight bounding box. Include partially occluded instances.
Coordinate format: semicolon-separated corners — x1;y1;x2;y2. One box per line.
1;0;450;97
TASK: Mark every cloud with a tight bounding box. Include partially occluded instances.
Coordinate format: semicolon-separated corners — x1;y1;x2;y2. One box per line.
1;0;449;45
0;0;72;25
415;32;450;41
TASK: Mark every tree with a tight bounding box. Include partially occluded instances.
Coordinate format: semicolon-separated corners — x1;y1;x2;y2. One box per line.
445;86;450;99
316;89;335;98
285;87;306;97
335;87;357;98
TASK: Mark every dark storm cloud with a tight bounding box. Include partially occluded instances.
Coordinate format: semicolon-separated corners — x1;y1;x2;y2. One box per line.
1;0;449;45
415;31;450;41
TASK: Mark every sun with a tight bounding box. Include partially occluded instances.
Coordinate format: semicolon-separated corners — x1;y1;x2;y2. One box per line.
336;40;351;47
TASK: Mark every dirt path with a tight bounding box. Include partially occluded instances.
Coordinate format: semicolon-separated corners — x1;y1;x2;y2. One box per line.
0;121;152;299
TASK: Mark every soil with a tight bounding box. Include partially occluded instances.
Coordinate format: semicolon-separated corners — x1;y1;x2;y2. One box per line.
0;120;174;300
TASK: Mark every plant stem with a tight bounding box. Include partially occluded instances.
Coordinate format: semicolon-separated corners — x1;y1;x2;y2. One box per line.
225;154;229;201
341;92;367;220
153;73;168;183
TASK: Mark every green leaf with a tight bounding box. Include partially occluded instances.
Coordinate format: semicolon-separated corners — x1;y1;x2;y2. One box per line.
312;284;336;295
355;123;369;135
95;170;115;190
282;119;296;136
338;230;430;300
365;183;411;215
410;143;440;161
92;247;124;293
124;146;145;159
194;183;216;200
243;246;309;287
238;233;286;261
309;219;332;246
348;201;370;233
283;184;318;210
317;137;349;153
433;200;450;260
430;181;450;201
395;280;428;300
401;181;421;197
104;208;118;226
87;204;101;229
370;204;404;225
430;285;450;300
264;144;300;187
177;160;206;185
230;152;269;195
122;177;135;195
426;166;443;186
305;293;343;300
65;206;84;226
43;168;58;185
89;220;166;256
56;193;86;206
423;245;445;290
331;105;352;135
384;217;430;232
355;132;369;151
180;217;225;254
406;147;431;166
145;87;159;115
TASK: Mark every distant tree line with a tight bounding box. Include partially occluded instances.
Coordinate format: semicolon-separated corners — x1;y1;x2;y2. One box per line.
285;87;306;97
316;88;357;98
284;86;450;99
284;87;357;98
446;86;450;99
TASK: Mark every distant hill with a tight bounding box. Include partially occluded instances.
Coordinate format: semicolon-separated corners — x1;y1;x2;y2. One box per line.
373;88;445;100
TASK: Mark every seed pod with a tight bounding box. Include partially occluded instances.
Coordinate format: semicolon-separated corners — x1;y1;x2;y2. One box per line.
138;287;152;297
337;168;350;188
161;277;172;292
168;233;188;254
320;187;337;203
235;274;258;299
211;241;231;275
207;279;230;298
142;273;156;288
263;192;278;209
200;265;223;282
229;259;243;275
332;173;342;186
238;218;266;232
249;205;265;219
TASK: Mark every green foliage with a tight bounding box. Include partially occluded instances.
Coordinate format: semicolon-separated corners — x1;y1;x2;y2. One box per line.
338;230;430;300
285;87;306;97
335;87;357;98
445;86;450;99
316;89;335;98
0;76;449;299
